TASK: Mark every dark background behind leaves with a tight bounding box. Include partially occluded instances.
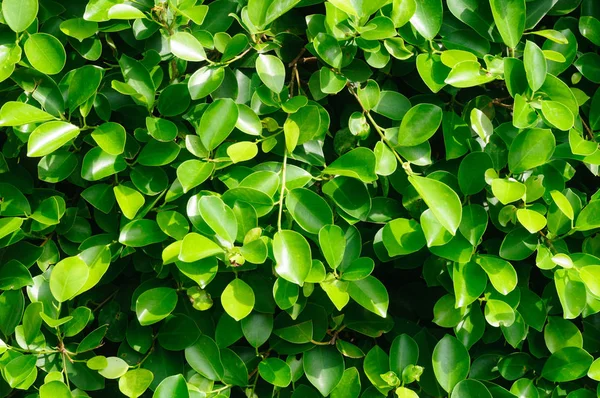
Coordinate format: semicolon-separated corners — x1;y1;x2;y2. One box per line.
1;0;600;397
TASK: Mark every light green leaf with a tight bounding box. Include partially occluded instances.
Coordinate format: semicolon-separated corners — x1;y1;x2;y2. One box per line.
91;123;126;155
516;208;547;233
0;101;55;126
50;257;89;303
524;40;546;91
347;276;389;318
542;347;593;382
113;185;145;220
508;128;555;173
475;255;518;295
273;230;311;286
432;335;470;393
490;0;525;48
198;98;239;150
27;122;79;157
24;33;66;75
409;175;462;235
119;369;153;398
286;188;334;234
396;104;443;147
410;0;443;40
135;287;178;326
256;54;285;93
221;279;254;321
2;0;38;32
170;32;206;62
303;346;345;396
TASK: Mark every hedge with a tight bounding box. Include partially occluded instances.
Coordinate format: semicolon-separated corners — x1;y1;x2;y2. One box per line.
1;0;600;397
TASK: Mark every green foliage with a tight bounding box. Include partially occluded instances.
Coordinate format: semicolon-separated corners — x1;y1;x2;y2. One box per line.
1;0;600;397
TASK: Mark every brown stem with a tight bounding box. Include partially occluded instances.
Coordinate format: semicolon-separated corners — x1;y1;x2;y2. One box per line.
582;117;595;141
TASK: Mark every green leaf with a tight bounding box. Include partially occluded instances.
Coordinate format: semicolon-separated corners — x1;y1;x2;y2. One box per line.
453;261;487;307
331;367;361;398
60;18;98;41
27;122;80;157
135;287;178;326
158;314;201;351
579;266;600;297
516;208;547;233
176;160;214;194
119;54;155;110
286;188;333;234
491;178;526;205
2;0;38;32
153;375;189;398
410;0;443;40
113;185;145;220
119;369;153;398
313;33;342;69
458;152;493;195
577;200;600;231
484;299;516;327
475;255;518;295
0;101;54;126
108;4;146;19
544;317;583;354
198;195;237;243
569;128;598;156
364;345;392;394
524;40;546;92
416;53;449;93
119;220;167;247
445;61;496;88
188;66;224;100
97;357;128;379
373;91;410;120
24;33;66;75
347;276;389;318
323;147;377;183
451;380;492;398
170;32;206;62
221;279;255;321
247;0;301;28
303;346;345;396
236;104;262;136
185;335;224;381
39;381;71;398
508;128;555;173
396;104;443;147
409;175;462;235
227;142;258;163
199;98;239;150
432;335;470;393
91;123;126;155
273;230;311;286
542;347;593;382
554;269;586;319
50;257;89;303
318;225;346;269
259;358;292;387
490;0;525;48
382;218;426;256
327;0;387;18
0;218;23;240
390;334;419;376
256;54;285;93
541;100;574;131
178;232;223;262
81;147;127;181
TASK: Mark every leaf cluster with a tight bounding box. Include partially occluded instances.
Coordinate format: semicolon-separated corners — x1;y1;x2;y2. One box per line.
1;0;600;397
